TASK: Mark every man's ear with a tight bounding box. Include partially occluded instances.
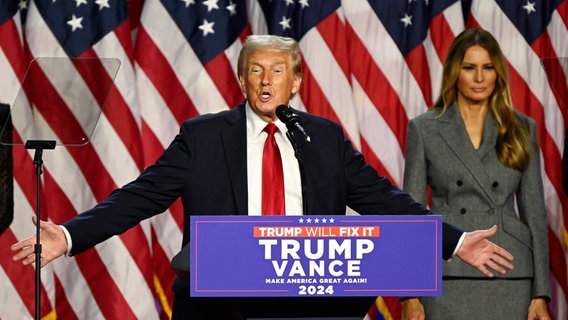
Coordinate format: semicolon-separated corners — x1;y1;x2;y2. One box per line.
238;75;246;93
291;75;302;94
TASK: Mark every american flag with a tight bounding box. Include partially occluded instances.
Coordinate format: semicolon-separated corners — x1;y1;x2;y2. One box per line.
466;1;568;319
0;0;567;319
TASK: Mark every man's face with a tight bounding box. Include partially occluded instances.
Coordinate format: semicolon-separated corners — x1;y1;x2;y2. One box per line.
239;49;302;122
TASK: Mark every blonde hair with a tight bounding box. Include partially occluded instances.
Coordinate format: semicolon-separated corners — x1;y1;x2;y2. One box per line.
237;35;303;78
432;28;533;171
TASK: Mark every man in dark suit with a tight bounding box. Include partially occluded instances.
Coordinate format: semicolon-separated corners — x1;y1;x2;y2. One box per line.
12;35;514;319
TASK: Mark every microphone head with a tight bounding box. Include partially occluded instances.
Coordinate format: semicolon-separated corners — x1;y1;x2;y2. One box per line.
275;104;311;144
275;105;300;129
275;105;290;122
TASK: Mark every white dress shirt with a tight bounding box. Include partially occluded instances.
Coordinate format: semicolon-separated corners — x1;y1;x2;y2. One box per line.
245;103;303;216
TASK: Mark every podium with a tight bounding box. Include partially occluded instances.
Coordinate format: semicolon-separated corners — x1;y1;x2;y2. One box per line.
176;215;442;319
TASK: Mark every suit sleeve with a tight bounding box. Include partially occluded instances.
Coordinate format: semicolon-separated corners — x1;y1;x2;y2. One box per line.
63;122;194;255
516;119;550;300
403;119;428;204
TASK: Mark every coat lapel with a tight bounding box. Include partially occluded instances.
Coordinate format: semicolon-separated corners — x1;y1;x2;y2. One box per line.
438;104;496;205
221;102;248;215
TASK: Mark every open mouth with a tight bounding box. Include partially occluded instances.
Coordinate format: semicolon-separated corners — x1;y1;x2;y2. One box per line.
260;91;271;102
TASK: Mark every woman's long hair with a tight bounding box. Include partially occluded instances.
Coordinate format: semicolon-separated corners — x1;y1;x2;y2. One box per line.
432;28;533;171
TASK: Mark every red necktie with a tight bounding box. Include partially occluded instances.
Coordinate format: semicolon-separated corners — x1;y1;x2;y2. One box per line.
262;123;285;215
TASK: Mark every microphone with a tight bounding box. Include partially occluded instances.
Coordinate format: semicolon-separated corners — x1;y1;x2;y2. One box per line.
275;105;311;142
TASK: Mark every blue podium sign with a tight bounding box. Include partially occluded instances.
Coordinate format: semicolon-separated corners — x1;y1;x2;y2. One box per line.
190;215;442;297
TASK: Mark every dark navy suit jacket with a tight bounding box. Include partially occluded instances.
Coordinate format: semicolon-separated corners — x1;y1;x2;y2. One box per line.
63;101;463;318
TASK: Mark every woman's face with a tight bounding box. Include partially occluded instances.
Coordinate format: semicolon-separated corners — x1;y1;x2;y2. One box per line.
456;45;497;107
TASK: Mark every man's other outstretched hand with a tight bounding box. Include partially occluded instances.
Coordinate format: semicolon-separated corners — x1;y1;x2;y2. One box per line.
11;216;67;268
456;225;514;277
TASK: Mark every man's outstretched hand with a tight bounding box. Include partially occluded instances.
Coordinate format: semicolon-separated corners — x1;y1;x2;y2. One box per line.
456;225;514;277
11;216;67;268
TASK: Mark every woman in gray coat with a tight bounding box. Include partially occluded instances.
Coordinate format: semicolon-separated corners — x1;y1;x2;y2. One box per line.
401;29;551;320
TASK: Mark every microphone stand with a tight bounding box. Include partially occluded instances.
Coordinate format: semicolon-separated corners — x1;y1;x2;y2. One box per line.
285;130;309;215
25;139;56;320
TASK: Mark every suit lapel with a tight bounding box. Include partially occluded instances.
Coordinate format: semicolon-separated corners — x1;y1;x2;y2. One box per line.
221;102;248;215
477;113;498;160
439;104;496;205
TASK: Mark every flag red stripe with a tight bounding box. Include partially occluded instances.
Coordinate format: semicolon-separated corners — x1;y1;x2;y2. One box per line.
405;45;433;106
316;12;351;80
429;13;455;66
0;19;25;82
204;53;244;108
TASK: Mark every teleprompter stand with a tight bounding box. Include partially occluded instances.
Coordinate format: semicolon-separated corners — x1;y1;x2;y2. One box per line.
25;139;55;320
0;57;120;320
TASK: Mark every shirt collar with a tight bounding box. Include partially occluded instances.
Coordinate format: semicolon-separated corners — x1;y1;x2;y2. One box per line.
245;101;287;137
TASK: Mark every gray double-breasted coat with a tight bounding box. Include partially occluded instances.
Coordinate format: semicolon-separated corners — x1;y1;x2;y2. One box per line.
403;103;550;317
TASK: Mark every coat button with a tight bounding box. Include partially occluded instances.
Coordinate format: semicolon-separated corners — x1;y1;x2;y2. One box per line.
456;180;463;187
492;181;499;188
460;208;467;214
